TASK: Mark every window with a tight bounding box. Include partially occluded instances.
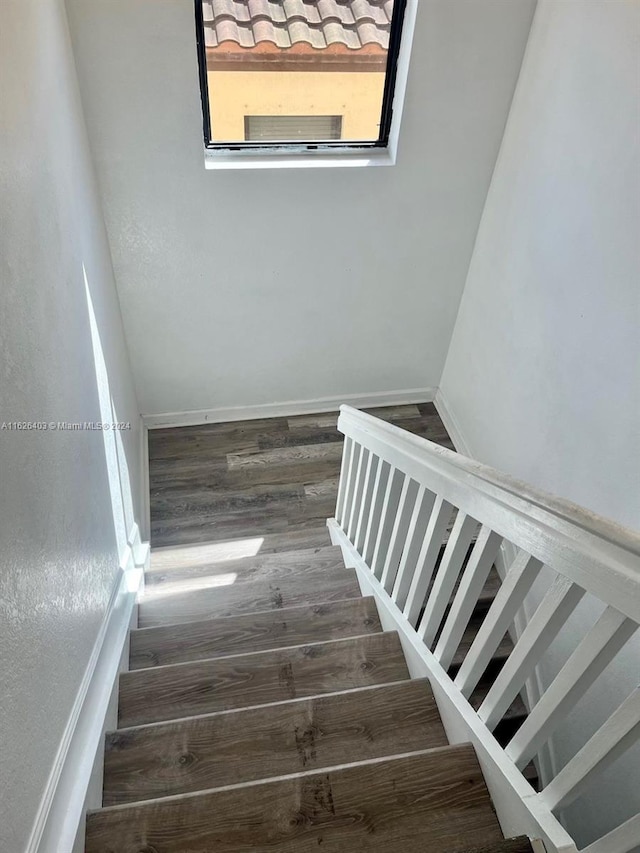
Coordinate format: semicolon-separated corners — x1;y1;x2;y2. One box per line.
195;0;408;152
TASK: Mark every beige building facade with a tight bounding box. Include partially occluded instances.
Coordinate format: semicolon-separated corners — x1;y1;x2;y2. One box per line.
208;68;387;142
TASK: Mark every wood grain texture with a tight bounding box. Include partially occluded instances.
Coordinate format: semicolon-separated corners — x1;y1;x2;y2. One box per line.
138;563;361;628
470;675;528;724
458;839;534;853
145;544;344;587
118;631;409;727
148;404;452;548
150;526;332;570
451;615;514;669
104;679;447;805
130;597;382;670
87;745;503;853
87;407;540;851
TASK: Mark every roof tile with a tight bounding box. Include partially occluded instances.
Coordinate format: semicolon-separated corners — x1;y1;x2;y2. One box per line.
204;0;393;51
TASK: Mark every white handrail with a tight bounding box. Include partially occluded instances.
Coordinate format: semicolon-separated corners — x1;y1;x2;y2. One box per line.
338;406;640;622
339;406;640;554
329;405;640;853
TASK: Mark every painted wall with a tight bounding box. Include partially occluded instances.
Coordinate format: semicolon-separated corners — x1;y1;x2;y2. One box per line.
440;1;640;846
65;0;537;418
208;70;386;141
0;0;142;849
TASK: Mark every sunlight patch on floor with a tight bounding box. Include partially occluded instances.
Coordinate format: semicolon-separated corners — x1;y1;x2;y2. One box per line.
141;572;239;600
150;537;265;571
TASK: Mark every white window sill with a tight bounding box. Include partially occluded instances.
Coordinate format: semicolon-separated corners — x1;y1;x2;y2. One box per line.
204;145;397;171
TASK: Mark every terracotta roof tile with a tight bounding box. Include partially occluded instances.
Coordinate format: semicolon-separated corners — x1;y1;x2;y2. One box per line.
203;0;394;51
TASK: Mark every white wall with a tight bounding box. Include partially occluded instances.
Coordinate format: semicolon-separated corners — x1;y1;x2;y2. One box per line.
65;0;536;418
0;0;142;849
440;1;640;847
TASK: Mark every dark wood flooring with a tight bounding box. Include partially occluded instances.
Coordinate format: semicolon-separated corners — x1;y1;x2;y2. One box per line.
129;596;383;670
118;631;409;728
103;679;447;806
88;745;505;853
84;405;540;851
149;403;454;548
146;403;538;785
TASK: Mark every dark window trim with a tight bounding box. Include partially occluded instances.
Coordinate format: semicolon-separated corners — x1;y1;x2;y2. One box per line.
194;0;408;152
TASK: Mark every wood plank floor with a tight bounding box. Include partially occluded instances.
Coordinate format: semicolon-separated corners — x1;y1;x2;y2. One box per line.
86;406;539;851
149;403;454;547
146;403;539;783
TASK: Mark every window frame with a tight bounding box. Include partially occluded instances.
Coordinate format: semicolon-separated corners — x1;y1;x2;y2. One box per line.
194;0;415;169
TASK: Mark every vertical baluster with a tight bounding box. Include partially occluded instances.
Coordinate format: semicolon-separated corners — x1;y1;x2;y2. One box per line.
346;447;369;542
380;478;419;594
362;460;391;565
454;550;542;697
434;526;503;670
478;576;585;731
335;436;353;526
403;497;453;627
506;607;637;769
340;442;361;533
354;452;378;554
417;512;478;647
371;468;405;579
392;486;437;609
540;688;640;813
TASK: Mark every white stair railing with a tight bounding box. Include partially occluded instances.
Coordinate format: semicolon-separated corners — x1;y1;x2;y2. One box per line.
328;405;640;853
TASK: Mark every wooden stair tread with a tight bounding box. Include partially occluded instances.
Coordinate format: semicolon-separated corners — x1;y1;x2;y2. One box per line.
469;566;502;607
130;597;382;669
469;677;528;722
419;568;501;631
522;762;540;791
87;745;503;853
110;412;532;853
451;617;514;669
144;544;343;587
149;525;332;566
138;563;360;628
118;631;409;728
104;679;447;806
458;838;534;853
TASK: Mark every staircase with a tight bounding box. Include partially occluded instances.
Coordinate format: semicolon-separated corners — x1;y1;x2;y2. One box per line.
85;532;535;852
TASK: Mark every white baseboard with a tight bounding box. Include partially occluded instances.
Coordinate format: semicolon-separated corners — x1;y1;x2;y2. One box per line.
433;388;473;457
26;540;148;853
142;387;436;430
127;521;149;571
140;414;151;543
